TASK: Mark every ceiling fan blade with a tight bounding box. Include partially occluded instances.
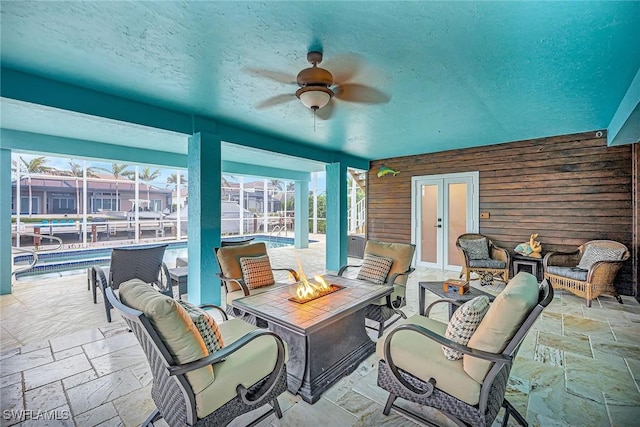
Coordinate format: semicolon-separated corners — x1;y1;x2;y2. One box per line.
323;54;363;84
244;67;297;85
334;83;391;104
255;94;296;109
316;101;335;120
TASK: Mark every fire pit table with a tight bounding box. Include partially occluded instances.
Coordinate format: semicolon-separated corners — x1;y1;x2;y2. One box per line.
231;274;393;404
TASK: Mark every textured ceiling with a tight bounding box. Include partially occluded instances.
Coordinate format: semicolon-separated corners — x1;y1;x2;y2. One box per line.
1;1;639;167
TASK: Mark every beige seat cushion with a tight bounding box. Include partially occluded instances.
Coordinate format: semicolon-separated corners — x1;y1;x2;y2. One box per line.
464;272;539;383
119;279;214;393
364;240;415;286
195;318;287;418
371;284;405;306
216;242;268;292
225;282;288;306
377;314;482;405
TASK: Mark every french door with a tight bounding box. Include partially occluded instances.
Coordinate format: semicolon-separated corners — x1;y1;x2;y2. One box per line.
412;172;479;270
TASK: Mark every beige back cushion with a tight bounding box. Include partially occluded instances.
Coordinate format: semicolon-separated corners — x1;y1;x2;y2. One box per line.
463;272;539;383
119;279;214;393
216;242;268;292
364;240;415;286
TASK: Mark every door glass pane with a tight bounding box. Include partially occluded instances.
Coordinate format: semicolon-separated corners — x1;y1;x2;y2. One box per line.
421;184;438;263
448;183;467;266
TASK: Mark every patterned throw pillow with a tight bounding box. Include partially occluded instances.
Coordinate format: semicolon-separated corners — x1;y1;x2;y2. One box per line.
240;255;275;289
577;245;625;271
459;237;490;260
177;301;224;355
357;253;394;284
443;296;490;360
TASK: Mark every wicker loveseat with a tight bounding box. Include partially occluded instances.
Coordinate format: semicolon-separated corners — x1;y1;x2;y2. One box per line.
543;240;629;307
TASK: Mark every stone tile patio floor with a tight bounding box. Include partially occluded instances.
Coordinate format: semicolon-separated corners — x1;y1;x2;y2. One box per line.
1;242;639;426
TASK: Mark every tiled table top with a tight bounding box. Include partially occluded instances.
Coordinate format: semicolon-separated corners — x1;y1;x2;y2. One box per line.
232;274;393;333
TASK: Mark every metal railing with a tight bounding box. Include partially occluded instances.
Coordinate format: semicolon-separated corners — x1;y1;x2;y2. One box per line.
348;198;366;234
12;233;64;276
268;225;284;245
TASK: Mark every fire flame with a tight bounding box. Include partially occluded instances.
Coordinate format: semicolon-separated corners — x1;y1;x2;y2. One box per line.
293;258;331;301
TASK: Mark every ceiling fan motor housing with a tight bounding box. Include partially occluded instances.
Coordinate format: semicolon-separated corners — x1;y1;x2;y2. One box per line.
296;66;333;87
295;51;335;110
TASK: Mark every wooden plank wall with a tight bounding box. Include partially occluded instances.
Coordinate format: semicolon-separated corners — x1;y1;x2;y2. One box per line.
368;130;636;296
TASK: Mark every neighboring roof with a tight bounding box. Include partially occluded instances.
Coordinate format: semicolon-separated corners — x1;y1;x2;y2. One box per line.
12;175;171;194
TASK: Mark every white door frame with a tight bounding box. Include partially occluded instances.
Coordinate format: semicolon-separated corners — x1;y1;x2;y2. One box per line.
411;172;479;270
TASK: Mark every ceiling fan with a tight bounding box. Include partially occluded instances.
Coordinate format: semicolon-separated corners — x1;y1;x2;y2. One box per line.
247;51;390;120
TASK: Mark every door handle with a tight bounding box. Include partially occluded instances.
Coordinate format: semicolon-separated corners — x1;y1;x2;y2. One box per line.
433;225;442;228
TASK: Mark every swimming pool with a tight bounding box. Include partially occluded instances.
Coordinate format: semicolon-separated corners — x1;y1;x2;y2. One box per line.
13;235;312;280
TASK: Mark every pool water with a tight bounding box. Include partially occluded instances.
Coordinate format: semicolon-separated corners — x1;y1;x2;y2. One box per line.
14;235;311;281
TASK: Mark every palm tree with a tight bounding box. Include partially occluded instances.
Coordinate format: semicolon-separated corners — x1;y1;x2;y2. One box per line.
221;174;235;200
285;181;295;211
106;163;131;212
19;156;54;216
167;173;187;210
269;179;284;193
139;166;161;209
166;173;187;187
65;160;101;178
64;160;101;215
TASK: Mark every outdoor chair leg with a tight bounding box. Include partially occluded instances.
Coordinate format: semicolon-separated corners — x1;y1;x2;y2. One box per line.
104;299;112;323
140;408;161;427
383;392;397;416
377;322;385;339
272;398;283;418
503;398;527;427
91;269;98;304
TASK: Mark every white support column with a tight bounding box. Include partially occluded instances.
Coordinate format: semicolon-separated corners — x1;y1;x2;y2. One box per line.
294;180;309;249
350;175;357;233
176;170;182;239
134;166;140;244
239;176;245;235
312;172;318;234
15;156;21;249
263;179;268;233
82;161;88;245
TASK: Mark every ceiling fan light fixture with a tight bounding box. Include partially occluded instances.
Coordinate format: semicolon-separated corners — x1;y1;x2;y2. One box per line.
296;86;334;110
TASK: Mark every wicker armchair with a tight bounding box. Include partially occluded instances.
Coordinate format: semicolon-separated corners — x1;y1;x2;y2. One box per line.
543;240;629;307
456;233;510;284
338;240;416;338
377;273;553;426
105;281;287;427
215;242;299;324
92;244;171;322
